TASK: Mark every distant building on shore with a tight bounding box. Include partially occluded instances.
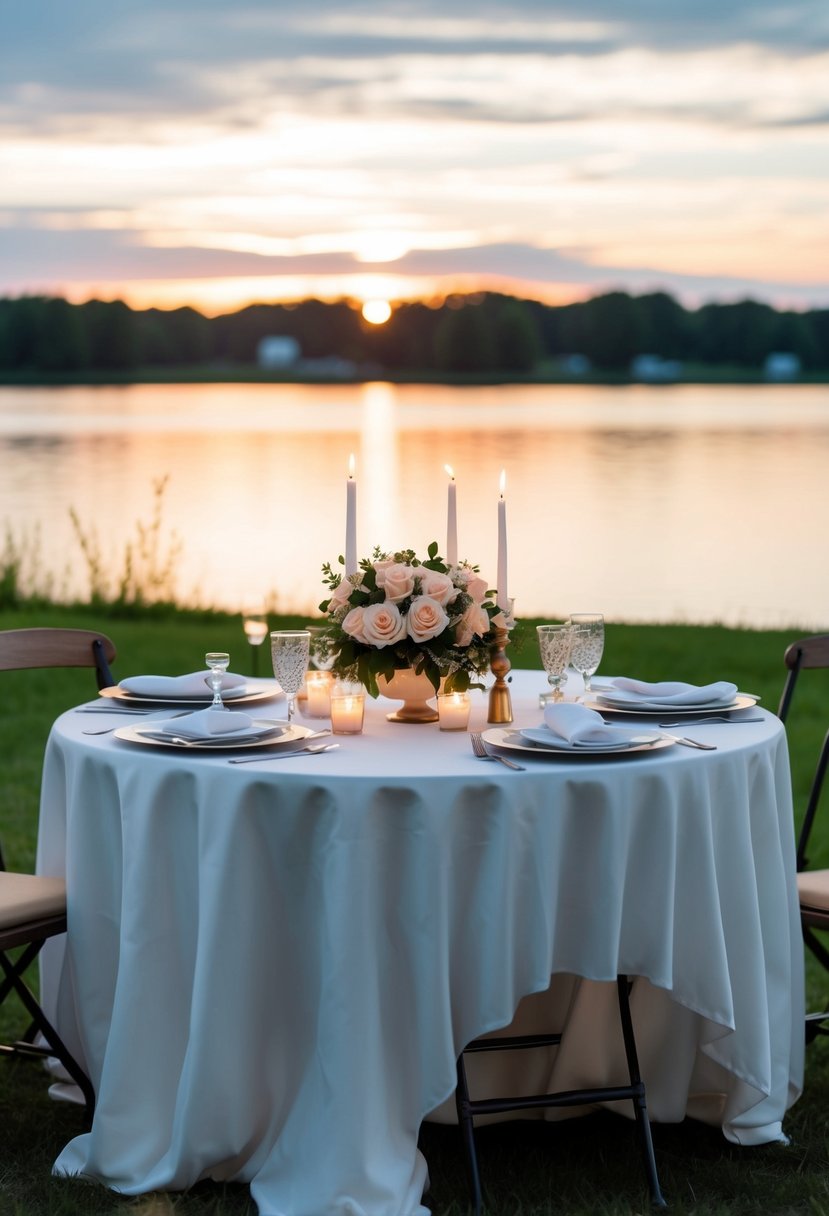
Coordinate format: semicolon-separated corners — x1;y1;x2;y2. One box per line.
763;352;801;381
257;336;301;369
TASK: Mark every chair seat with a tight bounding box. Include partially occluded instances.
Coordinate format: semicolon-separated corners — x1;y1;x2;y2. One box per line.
798;869;829;915
0;872;66;931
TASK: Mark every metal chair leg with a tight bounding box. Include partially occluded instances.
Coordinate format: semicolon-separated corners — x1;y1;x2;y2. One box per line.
616;976;666;1209
455;1053;483;1216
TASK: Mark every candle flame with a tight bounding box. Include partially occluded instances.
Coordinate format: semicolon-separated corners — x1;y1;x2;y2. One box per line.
499;469;506;497
444;464;454;480
348;453;355;479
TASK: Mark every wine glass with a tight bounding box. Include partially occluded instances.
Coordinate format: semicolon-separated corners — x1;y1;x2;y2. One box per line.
270;630;311;723
205;651;230;710
242;609;268;677
569;614;605;699
536;624;573;705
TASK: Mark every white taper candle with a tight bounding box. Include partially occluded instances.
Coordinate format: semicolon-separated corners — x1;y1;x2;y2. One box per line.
445;465;458;566
345;453;357;576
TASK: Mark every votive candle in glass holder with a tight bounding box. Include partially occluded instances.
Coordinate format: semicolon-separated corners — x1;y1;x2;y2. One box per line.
304;670;333;718
330;684;365;734
437;690;471;731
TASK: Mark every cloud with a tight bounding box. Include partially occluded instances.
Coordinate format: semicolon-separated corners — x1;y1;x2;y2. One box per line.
0;221;825;311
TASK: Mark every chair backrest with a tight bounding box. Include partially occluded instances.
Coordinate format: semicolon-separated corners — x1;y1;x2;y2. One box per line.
777;634;829;872
0;627;116;690
778;635;829;723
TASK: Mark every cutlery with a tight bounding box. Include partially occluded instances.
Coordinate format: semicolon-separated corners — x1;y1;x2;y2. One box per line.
82;710;190;735
658;716;764;727
658;732;717;751
470;732;525;771
76;706;159;715
228;743;340;763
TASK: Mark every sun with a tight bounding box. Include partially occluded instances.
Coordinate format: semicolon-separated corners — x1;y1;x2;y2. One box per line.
361;299;392;325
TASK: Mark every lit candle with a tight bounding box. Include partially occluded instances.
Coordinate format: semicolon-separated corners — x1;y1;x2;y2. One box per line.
445;465;458;566
497;469;508;611
330;687;365;734
437;690;470;731
305;670;333;718
345;453;357;576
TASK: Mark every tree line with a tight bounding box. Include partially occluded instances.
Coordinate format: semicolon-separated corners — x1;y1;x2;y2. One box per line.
0;289;826;375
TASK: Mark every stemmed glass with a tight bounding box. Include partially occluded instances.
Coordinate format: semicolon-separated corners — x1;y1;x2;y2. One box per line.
569;614;605;699
536;624;574;705
242;609;269;677
205;651;230;710
270;630;311;723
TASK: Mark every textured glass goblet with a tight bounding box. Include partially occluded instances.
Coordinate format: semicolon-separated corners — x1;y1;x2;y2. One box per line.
536;624;573;705
569;614;605;698
205;651;230;710
270;630;311;723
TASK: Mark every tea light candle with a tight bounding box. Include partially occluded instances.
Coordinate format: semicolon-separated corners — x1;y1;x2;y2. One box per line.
305;670;333;718
330;688;365;734
437;690;471;731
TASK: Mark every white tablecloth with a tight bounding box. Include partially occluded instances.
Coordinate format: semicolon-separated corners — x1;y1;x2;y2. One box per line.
37;671;804;1216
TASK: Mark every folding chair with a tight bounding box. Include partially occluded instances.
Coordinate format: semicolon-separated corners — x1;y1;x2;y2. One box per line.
778;634;829;1043
0;626;116;1115
455;975;665;1214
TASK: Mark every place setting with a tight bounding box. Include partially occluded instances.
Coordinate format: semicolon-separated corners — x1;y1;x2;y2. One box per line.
93;651;283;710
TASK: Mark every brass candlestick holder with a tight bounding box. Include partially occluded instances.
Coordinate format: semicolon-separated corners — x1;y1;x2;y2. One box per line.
487;625;513;724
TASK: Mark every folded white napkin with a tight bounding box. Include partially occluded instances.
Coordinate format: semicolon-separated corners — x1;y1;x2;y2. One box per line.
520;703;656;750
604;677;738;706
155;709;273;740
120;671;247;699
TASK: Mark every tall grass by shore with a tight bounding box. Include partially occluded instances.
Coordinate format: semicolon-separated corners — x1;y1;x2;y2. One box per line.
0;601;827;1214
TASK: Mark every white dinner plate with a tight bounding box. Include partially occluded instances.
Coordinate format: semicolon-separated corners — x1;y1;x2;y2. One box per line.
99;682;283;709
482;727;675;758
585;693;759;717
114;720;314;751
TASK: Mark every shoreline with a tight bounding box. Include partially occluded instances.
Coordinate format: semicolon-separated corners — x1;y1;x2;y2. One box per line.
1;367;828;388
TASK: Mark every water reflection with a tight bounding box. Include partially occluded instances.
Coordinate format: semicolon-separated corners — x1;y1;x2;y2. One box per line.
0;382;827;628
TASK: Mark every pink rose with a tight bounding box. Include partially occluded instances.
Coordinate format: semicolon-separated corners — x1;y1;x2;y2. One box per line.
361;602;407;647
419;570;458;607
406;596;450;643
329;578;356;610
342;606;367;643
375;561;416;603
455;603;490;647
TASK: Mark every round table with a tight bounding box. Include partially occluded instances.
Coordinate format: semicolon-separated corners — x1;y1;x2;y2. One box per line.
37;670;804;1216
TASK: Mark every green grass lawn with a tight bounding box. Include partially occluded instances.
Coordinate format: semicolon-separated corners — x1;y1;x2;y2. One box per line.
1;607;828;1216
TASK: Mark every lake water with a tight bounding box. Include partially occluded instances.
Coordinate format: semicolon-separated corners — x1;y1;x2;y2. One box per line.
0;381;827;630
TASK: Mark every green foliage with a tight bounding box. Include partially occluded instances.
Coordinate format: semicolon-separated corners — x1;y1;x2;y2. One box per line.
0;290;828;380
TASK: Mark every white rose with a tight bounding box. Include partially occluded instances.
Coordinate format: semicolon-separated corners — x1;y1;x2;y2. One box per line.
458;569;490;604
406;596;450;643
419;570;458;607
375;562;416;603
455;603;490;647
342;606;367;643
361;602;407;647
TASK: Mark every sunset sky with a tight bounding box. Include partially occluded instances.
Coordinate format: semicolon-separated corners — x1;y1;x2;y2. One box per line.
1;1;827;316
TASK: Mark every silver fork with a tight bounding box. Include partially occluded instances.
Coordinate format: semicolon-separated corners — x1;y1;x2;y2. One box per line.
228;743;339;763
658;716;764;727
82;711;190;735
470;731;525;770
658;732;717;751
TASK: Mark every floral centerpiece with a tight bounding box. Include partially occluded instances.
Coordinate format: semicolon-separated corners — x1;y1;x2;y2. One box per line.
319;543;500;697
